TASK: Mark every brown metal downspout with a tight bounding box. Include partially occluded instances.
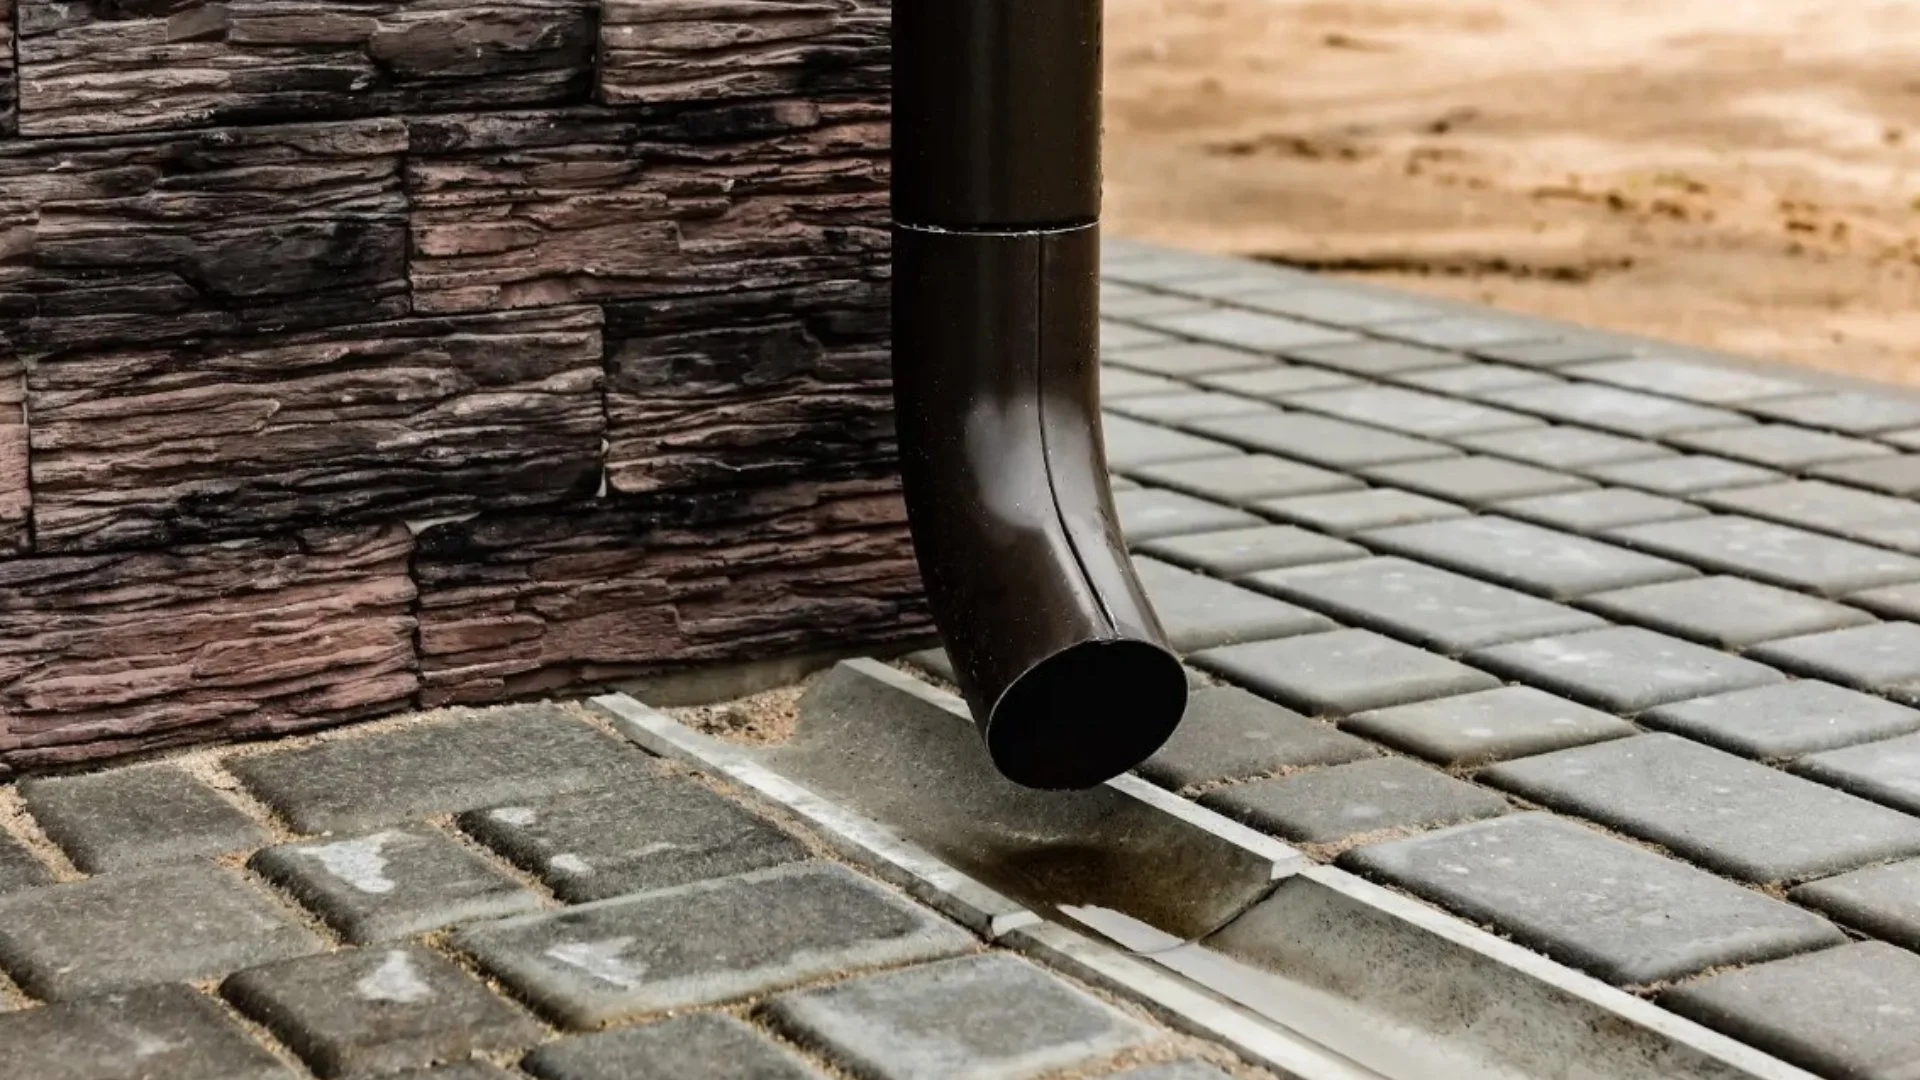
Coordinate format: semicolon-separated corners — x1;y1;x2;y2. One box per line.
891;1;1189;789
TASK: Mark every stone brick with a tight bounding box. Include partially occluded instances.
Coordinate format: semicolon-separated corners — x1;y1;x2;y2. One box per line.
1201;758;1510;845
1749;623;1920;705
1671;424;1894;472
598;0;885;105
0;984;298;1080
1345;686;1634;768
13;0;594;137
1282;386;1541;439
1124;454;1362;506
1102;322;1180;353
1;120;409;351
1642;681;1920;760
1467;627;1782;713
1613;515;1920;597
0;863;323;999
1389;364;1563;396
1228;286;1435;328
1848;581;1920;621
27;309;607;551
1367;317;1557;351
1485;384;1753;438
1495;487;1706;534
1342;813;1845;985
766;954;1151;1080
1790;859;1920;952
1193;365;1359;399
1105;392;1276;425
1481;734;1920;883
1138;525;1367;578
1360;455;1592;506
1142;309;1357;354
1102;369;1190;399
1362;516;1695;600
1747;391;1920;435
1812;454;1920;497
225;946;543;1078
1099;288;1211;322
252;826;541;943
1565;357;1808;405
1194;629;1500;717
523;1013;827;1080
1248;557;1604;654
1469;338;1636;367
1579;576;1875;651
20;764;265;874
0;829;51;895
1283;340;1461;377
1454;426;1672;471
1580;455;1782;496
455;862;972;1028
1701;480;1920;554
1255;488;1467;536
1115;489;1263;542
1190;412;1458;471
459;774;807;903
1131;557;1336;653
1101;415;1243;470
0;527;418;771
1663;943;1920;1080
230;705;646;834
1106;342;1270;377
1138;685;1377;791
1798;732;1920;816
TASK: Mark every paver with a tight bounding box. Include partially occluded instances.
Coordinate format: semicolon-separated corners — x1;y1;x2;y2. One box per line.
459;775;809;903
1190;412;1457;471
1105;392;1277;425
224;946;543;1078
767;953;1151;1080
1469;338;1636;368
1228;286;1436;328
252;826;541;943
19;764;267;873
1100;285;1209;322
1342;813;1846;985
1344;686;1635;768
1702;478;1920;553
454;861;972;1028
1486;384;1752;438
0;830;50;894
1247;557;1605;654
1495;487;1705;534
1107;342;1270;377
1612;515;1920;597
228;706;650;834
1641;681;1920;760
1565;356;1808;405
522;1013;827;1080
1100;415;1243;470
1101;369;1191;399
1144;309;1358;354
1454;425;1672;470
1280;385;1541;439
1101;322;1180;353
1847;580;1920;620
1137;685;1378;791
1131;556;1337;652
1468;626;1781;713
1193;365;1359;399
1359;455;1592;506
1114;489;1264;542
1194;629;1500;717
1749;623;1920;705
1282;339;1460;376
389;1066;518;1080
1136;525;1366;578
1366;316;1555;351
1201;758;1510;845
0;983;298;1080
1790;858;1920;952
1798;732;1920;816
1109;1063;1236;1080
1389;364;1563;396
1580;455;1782;496
1747;391;1920;435
0;862;324;999
1361;516;1695;600
1670;424;1894;471
1481;734;1920;883
1254;488;1468;536
1662;943;1920;1080
1811;453;1920;496
1579;576;1875;651
1124;454;1362;505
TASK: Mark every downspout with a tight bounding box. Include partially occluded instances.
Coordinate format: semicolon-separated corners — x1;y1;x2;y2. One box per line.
891;1;1189;789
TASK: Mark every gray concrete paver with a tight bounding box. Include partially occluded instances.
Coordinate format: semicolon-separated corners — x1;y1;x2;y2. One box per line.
1454;425;1674;470
1612;515;1920;597
0;984;299;1080
1189;412;1458;471
1138;685;1379;791
1579;576;1876;651
1748;391;1920;435
1132;556;1338;652
1790;858;1920;952
1359;455;1592;505
1812;453;1920;497
1563;357;1809;405
1467;626;1784;713
1283;340;1461;376
1194;629;1500;717
1580;455;1783;497
1101;415;1245;470
1115;488;1265;542
1798;732;1920;816
20;765;266;874
1143;309;1360;354
1255;488;1469;536
522;1013;828;1080
1344;686;1635;768
1670;424;1895;471
1125;453;1363;505
0;830;51;895
1495;487;1706;533
1281;385;1543;438
1484;384;1754;438
1641;681;1920;760
1749;623;1920;705
1362;516;1696;600
253;826;541;943
1193;365;1361;399
1201;758;1511;844
1138;524;1367;577
1105;342;1271;377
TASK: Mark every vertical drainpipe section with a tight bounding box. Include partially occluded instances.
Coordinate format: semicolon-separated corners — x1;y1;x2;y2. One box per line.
891;0;1189;790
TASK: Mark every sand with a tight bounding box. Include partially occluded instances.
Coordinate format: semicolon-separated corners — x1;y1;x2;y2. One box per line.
1104;0;1920;384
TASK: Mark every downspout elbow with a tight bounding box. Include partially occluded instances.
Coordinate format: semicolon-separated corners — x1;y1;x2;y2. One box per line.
890;0;1189;790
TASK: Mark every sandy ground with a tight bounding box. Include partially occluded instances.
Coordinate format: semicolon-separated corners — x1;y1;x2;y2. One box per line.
1104;0;1920;385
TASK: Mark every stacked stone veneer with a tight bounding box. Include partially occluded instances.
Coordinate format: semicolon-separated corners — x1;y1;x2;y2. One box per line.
0;0;926;772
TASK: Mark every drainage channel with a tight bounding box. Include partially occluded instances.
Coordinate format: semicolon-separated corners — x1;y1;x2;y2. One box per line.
592;660;1816;1080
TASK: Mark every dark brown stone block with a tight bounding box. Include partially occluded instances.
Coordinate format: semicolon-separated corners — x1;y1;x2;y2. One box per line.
412;477;928;706
604;279;892;494
597;0;888;107
405;100;888;315
0;119;409;350
0;526;418;769
28;307;607;552
0;357;25;554
13;0;594;137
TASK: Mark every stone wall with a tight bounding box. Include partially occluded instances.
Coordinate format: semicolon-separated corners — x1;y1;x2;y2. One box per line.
0;0;926;773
